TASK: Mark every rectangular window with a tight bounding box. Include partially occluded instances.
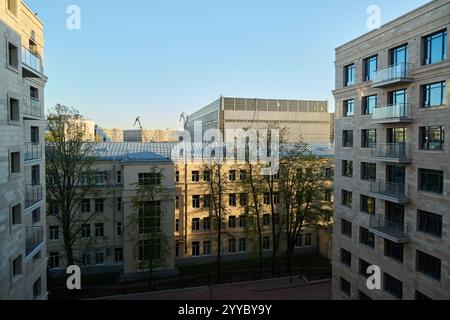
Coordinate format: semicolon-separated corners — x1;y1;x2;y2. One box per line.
418;210;442;238
81;199;91;213
304;233;312;247
229;194;237;207
192;171;200;182
32;207;40;224
263;214;271;226
9;97;20;122
342;130;353;148
31;165;40;185
239;193;248;207
95;250;105;265
340;249;352;267
385;240;404;263
359;259;371;278
31;126;40;144
114;248;124;264
204;195;211;208
94;199;104;213
340;277;351;297
12;255;22;276
203;241;211;256
384;273;403;299
95;171;108;185
11;204;21;226
362;95;377;115
239;215;247;228
82;252;91;265
95;223;104;238
7;0;18;16
419;169;443;194
417;251;441;281
419;126;445;150
228;239;236;254
423;30;447;65
49;226;59;240
343;99;354;117
239;238;247;252
117;222;122;236
192;242;200;257
117;197;122;211
192;218;200;231
228;216;236;228
138;239;161;261
81;224;91;239
360;195;375;215
390;44;408;66
364;55;378;81
263;193;270;205
116;171;122;184
203;170;211;182
229;170;236;181
361;129;377;148
344;64;355;87
49;252;60;268
192;195;200;208
202;217;211;230
421;82;446;108
341;219;352;238
8;42;19;69
263;236;271;251
175;171;180;183
138;172;161;185
10;152;20;174
341;160;353;178
342;190;352;208
359;227;375;248
239;170;247;181
175;219;179;232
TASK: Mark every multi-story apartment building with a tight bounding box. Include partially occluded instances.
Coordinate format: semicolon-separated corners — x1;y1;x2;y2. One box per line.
333;0;450;300
46;144;176;275
123;129;180;143
185;97;334;144
0;0;48;299
95;126;124;142
46;142;334;274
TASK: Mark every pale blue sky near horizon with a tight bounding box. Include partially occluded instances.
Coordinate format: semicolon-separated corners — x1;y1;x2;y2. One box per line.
24;0;430;130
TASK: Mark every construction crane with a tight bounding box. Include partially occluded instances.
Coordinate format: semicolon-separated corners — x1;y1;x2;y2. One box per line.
133;116;146;142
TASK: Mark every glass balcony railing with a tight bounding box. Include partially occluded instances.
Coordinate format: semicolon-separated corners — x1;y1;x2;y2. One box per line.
26;226;44;256
372;103;411;122
371;143;410;162
370;180;410;203
22;46;43;75
369;215;409;243
24;97;43;117
25;185;43;209
372;63;412;87
24;143;43;161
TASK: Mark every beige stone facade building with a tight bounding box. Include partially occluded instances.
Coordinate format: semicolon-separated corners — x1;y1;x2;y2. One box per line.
123;129;180;143
0;0;47;300
333;0;450;300
185;97;334;144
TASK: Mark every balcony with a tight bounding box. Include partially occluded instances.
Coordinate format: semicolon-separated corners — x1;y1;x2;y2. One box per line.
371;143;411;163
372;103;412;124
22;46;43;77
24;97;43;117
25;185;43;209
371;63;413;88
369;215;409;244
24;143;43;162
370;180;410;204
26;226;44;256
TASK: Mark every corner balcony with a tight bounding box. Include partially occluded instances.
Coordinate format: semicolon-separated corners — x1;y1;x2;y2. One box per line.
369;215;409;244
24;143;43;162
372;103;412;124
22;46;44;78
25;185;43;209
371;63;413;88
371;143;411;163
26;226;44;256
24;97;43;118
370;180;410;204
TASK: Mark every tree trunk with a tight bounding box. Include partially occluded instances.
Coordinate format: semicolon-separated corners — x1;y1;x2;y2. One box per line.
63;224;75;266
286;238;295;275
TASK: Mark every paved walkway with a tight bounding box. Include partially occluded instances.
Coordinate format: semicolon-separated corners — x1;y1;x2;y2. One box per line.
102;277;331;300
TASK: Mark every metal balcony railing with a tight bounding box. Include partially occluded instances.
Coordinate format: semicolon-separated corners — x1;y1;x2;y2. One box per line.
24;97;43;117
369;215;409;243
370;180;409;203
371;143;410;162
25;185;43;209
24;143;43;161
372;63;412;86
22;46;43;74
372;103;411;122
26;226;44;256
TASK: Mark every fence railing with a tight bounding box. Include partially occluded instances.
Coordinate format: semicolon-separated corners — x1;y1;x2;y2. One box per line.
24;143;43;161
25;185;43;209
22;46;43;74
26;226;44;256
24;97;43;117
371;143;410;161
372;63;412;85
373;103;411;121
369;215;409;239
370;180;408;199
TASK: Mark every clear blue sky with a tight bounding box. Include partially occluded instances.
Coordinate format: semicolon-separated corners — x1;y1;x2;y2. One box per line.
25;0;429;130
